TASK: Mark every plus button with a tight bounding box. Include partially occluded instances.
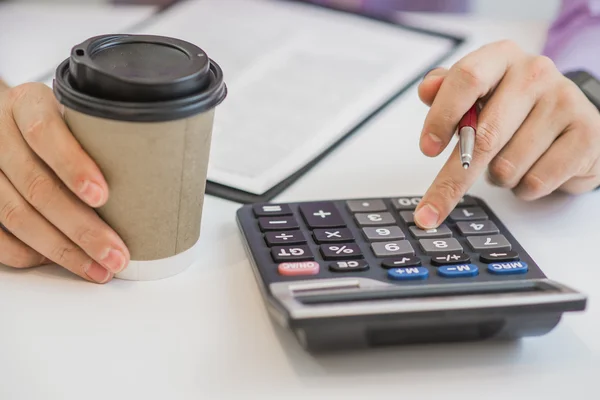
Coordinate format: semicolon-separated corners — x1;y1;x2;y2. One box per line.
299;202;346;229
313;210;332;219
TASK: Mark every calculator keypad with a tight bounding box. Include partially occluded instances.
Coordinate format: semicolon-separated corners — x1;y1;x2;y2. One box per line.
238;195;537;285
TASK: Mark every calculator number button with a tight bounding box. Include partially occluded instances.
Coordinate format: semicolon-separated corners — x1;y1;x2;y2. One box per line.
330;260;369;272
346;199;387;213
299;202;345;228
449;207;488;222
487;261;528;275
381;256;421;269
253;204;292;217
313;228;353;244
388;267;429;281
362;226;404;242
278;261;320;276
320;243;363;260
258;217;299;232
271;245;313;262
419;238;463;255
409;224;452;239
371;241;414;258
480;250;520;263
438;264;479;278
355;212;395;226
399;211;415;225
467;235;511;252
457;196;478;206
456;221;499;236
431;253;471;266
264;230;306;246
393;197;422;210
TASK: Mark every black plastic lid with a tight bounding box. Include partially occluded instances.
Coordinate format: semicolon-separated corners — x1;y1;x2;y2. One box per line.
53;34;227;122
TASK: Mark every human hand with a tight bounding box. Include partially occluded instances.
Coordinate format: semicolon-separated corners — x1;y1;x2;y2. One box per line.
0;81;129;283
413;40;600;229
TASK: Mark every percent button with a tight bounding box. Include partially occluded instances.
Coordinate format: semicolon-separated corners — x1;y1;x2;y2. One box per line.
320;243;363;260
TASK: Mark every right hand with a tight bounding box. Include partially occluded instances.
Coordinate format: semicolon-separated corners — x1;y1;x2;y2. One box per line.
0;81;130;283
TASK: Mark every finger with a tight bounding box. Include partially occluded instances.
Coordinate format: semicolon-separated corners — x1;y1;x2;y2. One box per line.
513;126;600;201
559;174;600;195
0;228;46;269
414;56;546;229
420;40;525;157
0;171;113;283
418;67;448;106
486;95;566;189
0;79;9;92
10;83;109;208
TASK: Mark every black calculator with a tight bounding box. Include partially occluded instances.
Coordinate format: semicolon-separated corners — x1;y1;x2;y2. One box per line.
236;195;587;352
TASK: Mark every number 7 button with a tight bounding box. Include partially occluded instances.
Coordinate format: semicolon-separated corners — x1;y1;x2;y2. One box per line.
466;235;511;252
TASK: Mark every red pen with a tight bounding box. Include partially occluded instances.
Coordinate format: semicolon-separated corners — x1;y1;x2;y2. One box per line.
458;104;478;169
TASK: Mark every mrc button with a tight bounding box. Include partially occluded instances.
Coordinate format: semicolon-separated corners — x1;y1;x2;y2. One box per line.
278;261;320;276
487;261;528;275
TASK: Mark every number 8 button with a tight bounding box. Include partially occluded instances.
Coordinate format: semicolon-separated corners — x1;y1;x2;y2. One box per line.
419;238;463;255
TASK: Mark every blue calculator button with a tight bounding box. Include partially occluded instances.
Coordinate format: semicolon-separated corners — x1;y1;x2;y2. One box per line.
388;267;428;280
438;264;479;278
487;261;528;275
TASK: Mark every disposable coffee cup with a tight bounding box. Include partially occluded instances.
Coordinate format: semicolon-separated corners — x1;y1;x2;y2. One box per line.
53;34;227;280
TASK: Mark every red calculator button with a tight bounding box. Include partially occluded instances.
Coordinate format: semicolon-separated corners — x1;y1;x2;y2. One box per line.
278;261;320;276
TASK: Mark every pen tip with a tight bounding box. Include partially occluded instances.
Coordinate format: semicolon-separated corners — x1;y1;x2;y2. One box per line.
462;163;469;169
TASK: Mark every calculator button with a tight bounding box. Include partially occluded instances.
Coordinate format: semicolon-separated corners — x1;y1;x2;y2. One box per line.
438;264;479;278
466;235;511;252
258;217;299;231
264;231;306;246
431;253;471;266
313;228;353;243
320;243;363;260
487;261;528;275
399;211;415;225
480;250;520;263
419;238;463;255
392;197;422;210
457;195;478;207
388;267;429;281
346;199;387;213
371;241;414;258
381;256;421;269
278;261;320;276
449;207;488;222
409;224;452;239
271;245;313;262
362;226;405;242
299;202;345;228
354;212;396;226
253;204;292;217
456;221;499;236
330;260;369;272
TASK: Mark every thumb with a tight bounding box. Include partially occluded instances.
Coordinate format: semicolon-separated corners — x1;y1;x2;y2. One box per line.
418;67;448;106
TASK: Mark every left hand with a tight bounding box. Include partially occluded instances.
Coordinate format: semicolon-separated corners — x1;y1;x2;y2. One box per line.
413;40;600;229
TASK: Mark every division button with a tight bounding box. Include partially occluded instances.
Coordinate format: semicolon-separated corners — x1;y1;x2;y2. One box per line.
330;260;369;272
381;256;421;269
419;238;463;255
456;221;499;236
388;267;429;281
253;204;292;217
299;202;346;228
346;199;387;213
409;224;452;239
313;228;354;243
431;253;471;266
354;212;396;226
449;207;488;222
438;264;479;278
320;243;363;260
487;261;528;275
480;250;520;263
264;230;306;246
278;261;320;276
271;245;313;262
371;241;414;257
362;226;405;242
467;234;511;252
258;216;299;231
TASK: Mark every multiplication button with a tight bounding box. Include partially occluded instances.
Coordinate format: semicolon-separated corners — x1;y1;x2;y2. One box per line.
313;228;353;244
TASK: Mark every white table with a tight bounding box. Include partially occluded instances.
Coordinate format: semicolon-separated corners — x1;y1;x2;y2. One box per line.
1;8;599;400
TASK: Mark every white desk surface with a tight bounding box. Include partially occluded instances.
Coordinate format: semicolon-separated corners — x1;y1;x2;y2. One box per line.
1;8;599;400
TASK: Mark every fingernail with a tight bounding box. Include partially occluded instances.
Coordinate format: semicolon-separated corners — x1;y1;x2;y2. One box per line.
80;180;105;207
414;204;440;229
85;261;111;283
425;133;443;154
100;248;127;273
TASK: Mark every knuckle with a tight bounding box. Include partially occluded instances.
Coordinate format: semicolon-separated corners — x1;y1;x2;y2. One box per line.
556;81;581;111
74;225;100;247
526;55;555;81
474;120;501;156
454;61;486;92
21;115;47;144
495;39;520;53
49;244;77;267
25;169;56;208
0;200;27;230
434;177;466;204
520;173;549;197
4;249;37;269
488;156;517;187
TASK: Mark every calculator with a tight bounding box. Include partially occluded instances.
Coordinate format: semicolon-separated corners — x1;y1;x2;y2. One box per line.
235;195;587;352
